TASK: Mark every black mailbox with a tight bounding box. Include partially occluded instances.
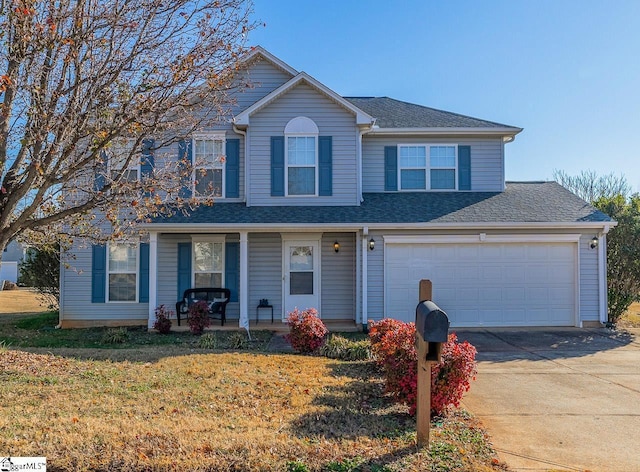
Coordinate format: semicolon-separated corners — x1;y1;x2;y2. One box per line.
416;301;449;361
416;300;449;343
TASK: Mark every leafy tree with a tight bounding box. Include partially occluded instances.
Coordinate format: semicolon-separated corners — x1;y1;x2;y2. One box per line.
0;0;256;255
593;195;640;323
18;245;60;309
554;170;640;323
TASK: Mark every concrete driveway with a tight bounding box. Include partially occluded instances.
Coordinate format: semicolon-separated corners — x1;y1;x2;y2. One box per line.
455;327;640;472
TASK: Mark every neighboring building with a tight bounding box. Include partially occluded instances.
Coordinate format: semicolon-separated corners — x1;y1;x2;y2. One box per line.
0;240;25;285
58;47;614;329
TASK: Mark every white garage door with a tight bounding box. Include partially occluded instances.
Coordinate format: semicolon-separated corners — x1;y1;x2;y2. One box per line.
385;242;577;327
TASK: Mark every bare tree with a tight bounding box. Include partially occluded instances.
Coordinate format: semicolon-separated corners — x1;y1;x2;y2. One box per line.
553;169;631;203
0;0;256;254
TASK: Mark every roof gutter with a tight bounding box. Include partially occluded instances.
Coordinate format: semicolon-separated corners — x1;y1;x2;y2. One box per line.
142;220;616;233
368;127;523;140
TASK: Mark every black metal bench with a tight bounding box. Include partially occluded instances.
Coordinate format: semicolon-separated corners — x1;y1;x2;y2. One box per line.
176;288;230;326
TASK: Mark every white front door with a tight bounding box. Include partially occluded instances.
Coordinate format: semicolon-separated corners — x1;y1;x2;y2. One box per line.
283;239;320;320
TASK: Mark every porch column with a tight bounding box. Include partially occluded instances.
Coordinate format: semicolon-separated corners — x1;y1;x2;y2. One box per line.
147;232;158;329
362;227;369;327
239;231;249;330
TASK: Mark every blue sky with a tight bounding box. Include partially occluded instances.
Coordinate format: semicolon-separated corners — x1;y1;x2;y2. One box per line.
250;0;640;191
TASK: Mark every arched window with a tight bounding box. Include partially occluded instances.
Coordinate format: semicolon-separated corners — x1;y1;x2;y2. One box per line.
284;117;318;196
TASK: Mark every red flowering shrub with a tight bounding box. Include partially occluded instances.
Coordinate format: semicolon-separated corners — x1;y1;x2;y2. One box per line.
285;307;328;354
431;333;478;415
368;320;477;417
187;300;210;335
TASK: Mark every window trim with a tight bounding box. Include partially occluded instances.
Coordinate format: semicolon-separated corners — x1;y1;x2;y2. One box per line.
106;241;139;303
285;134;319;197
397;143;459;191
191;236;226;288
107;137;140;183
192;132;226;199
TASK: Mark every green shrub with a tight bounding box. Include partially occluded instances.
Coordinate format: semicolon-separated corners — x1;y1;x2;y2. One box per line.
319;334;372;361
285;460;309;472
198;333;218;349
101;327;130;344
227;331;248;349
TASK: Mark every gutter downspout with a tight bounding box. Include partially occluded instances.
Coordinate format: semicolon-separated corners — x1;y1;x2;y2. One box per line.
599;225;611;325
232;123;248;206
358;121;375;203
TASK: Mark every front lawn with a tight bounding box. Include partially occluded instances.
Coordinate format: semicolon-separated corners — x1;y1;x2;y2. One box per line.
0;312;506;471
0;347;504;472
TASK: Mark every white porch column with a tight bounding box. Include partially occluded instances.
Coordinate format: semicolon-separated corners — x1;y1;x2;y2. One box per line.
362;227;369;327
239;231;249;329
147;232;158;329
598;232;608;324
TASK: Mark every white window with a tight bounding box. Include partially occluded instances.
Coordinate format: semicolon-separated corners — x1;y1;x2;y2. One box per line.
108;138;139;183
192;237;225;288
398;144;458;190
107;242;138;302
285;116;319;196
193;134;226;198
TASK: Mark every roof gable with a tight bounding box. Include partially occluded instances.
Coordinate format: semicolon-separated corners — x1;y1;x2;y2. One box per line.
239;46;298;77
234;72;375;127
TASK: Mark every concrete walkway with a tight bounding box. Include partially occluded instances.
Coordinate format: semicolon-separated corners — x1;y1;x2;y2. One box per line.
456;327;640;472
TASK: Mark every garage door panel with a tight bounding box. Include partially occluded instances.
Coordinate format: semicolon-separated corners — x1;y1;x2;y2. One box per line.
385;242;576;327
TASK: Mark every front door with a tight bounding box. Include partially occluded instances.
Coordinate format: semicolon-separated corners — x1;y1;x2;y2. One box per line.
283;240;320;320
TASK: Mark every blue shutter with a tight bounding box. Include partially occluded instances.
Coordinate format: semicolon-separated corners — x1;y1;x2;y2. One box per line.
225;242;239;302
177;242;192;298
141;139;154;179
225;139;240;198
93;151;107;191
271;136;285;196
178;139;192;198
318;136;332;196
384;146;398;191
91;245;106;303
458;145;471;191
139;243;150;303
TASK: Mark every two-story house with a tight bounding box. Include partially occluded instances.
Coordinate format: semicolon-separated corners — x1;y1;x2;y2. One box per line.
58;47;614;329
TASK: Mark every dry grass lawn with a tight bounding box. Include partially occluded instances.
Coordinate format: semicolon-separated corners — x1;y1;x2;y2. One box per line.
0;347;504;471
619;302;640;328
0;288;47;314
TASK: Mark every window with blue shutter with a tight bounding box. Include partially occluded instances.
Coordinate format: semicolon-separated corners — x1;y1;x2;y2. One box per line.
458;145;471;191
139;243;150;303
318;136;332;196
94;151;107;191
91;245;107;303
271;136;285;196
177;242;192;298
225;139;240;198
178;139;192;198
225;242;239;302
141;139;154;180
384;146;398;191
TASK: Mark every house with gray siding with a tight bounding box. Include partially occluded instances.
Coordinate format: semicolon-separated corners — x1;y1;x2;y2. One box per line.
59;47;614;329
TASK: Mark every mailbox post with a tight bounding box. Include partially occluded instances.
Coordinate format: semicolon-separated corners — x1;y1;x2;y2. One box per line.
415;299;449;448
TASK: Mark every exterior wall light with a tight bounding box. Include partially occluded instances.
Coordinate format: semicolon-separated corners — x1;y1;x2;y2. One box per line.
590;236;599;249
369;238;375;251
334;241;340;253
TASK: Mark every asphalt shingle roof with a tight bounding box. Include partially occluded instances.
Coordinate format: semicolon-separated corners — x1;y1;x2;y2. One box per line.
344;96;519;129
151;182;611;226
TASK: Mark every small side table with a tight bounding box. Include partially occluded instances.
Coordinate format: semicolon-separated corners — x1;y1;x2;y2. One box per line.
256;304;274;324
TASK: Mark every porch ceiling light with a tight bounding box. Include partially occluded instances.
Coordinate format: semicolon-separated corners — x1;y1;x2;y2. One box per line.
369;238;375;251
334;241;340;253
